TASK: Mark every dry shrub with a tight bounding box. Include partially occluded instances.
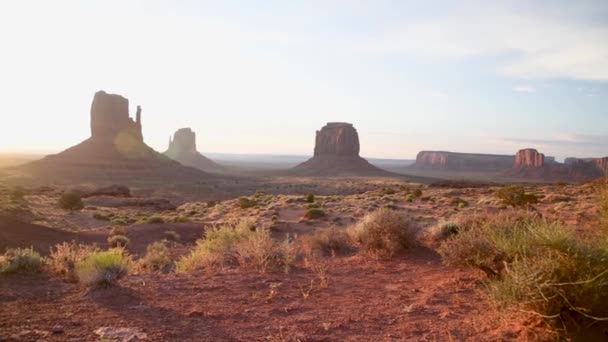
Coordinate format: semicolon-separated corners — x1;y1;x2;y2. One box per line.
49;241;97;281
495;186;539;208
107;235;130;248
138;241;172;272
304;208;325;220
0;247;43;274
58;191;83;210
349;208;417;258
299;227;354;257
176;220;294;273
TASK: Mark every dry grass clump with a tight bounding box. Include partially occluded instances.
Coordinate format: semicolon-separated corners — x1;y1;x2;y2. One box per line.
138;241;172;272
438;210;608;329
0;247;43;274
299;227;355;257
349;208;417;258
107;235;130;248
75;248;130;287
49;241;98;281
176;220;294;273
304;208;325;220
238;196;258;209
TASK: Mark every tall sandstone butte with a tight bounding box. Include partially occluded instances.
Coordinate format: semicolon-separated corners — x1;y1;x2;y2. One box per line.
163;128;224;173
291;122;390;176
17;91;207;184
514;148;545;168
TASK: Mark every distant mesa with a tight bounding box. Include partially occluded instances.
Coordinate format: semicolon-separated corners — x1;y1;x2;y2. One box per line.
163;128;224;173
290;122;392;176
16;91;207;184
514;148;545;168
413;151;514;172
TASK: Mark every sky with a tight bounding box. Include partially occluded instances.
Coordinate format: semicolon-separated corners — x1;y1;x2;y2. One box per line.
0;0;607;160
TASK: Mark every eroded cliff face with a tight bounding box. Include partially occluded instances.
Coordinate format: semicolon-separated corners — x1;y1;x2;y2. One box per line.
314;123;360;157
413;151;514;171
90;91;142;142
163;128;223;173
514;149;544;168
292;122;389;176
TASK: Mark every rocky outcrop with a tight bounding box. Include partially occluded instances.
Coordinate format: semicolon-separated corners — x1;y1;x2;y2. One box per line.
593;157;608;174
314;123;360;157
291;122;391;176
163;128;224;173
412;151;514;172
90;91;142;142
18;91;208;184
514;149;544;168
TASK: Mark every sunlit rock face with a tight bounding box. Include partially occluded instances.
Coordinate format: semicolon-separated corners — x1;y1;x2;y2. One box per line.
291;122;391;176
163;128;224;173
412;151;514;172
514;148;545;168
17;91;207;184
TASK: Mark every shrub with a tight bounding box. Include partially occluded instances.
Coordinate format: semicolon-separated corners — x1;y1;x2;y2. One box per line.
58;191;84;210
430;222;461;241
111;217;129;226
75;249;130;287
238;197;257;209
176;220;292;272
206;201;217;208
306;194;315;203
110;226;126;236
438;211;608;328
349;208;417;258
495;186;539;208
107;235;130;248
146;215;165;224
300;227;354;256
138;241;172;272
164;230;180;241
383;188;396;195
450;198;469;207
49;242;97;280
0;247;43;274
306;202;321;209
9;187;26;202
93;212;111;221
412;189;423;198
304;208;325;220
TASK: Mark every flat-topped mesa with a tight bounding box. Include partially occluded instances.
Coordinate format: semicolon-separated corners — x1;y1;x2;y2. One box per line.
514;148;544;168
90;91;142;142
594;157;608;174
314;122;360;157
167;128;197;155
413;151;514;171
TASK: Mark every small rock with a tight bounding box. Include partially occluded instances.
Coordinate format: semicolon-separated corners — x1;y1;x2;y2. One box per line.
52;325;64;334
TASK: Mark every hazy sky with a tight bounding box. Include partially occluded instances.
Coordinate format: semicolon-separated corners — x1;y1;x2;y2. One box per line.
1;0;607;160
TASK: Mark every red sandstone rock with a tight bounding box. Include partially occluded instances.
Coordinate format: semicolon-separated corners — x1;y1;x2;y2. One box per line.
413;151;514;171
514;149;544;168
314;123;360;157
90;91;142;142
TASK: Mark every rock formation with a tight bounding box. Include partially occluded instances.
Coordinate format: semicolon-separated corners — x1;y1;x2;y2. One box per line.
412;151;514;172
514;149;544;168
290;122;391;176
17;91;207;184
163;128;224;173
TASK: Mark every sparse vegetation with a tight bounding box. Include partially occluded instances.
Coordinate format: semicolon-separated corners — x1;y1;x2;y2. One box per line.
306;193;315;203
110;226;126;236
146;215;165;224
0;247;43;274
93;212;111;221
350;208;417;258
9;186;26;202
495;186;539;208
107;234;130;248
300;227;354;256
75;248;130;287
58;191;84;210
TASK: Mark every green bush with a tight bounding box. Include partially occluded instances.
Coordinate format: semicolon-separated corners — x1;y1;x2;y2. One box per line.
431;222;461;241
146;215;165;224
306;194;315;203
412;189;423;198
139;241;172;272
75;249;130;287
107;235;130;248
238;197;257;209
0;247;43;274
58;191;84;210
49;242;97;281
350;208;417;258
438;212;608;328
304;208;326;220
495;186;539;208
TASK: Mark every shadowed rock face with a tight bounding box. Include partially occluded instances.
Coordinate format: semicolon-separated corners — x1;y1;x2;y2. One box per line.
18;91;207;184
90;91;142;142
514;149;544;168
291;122;391;176
164;128;224;173
413;151;514;171
314;123;360;157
